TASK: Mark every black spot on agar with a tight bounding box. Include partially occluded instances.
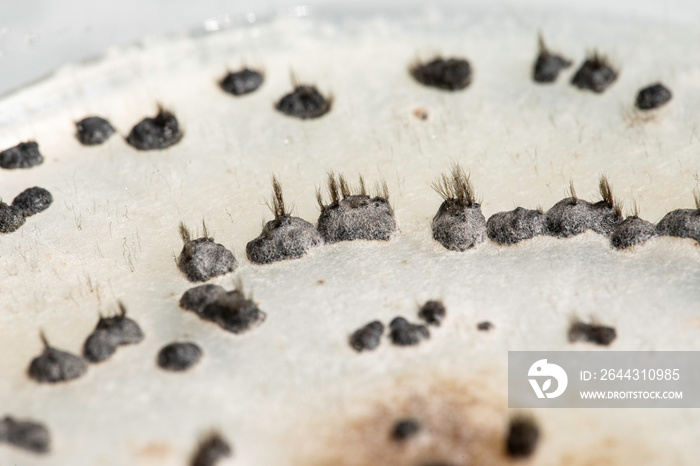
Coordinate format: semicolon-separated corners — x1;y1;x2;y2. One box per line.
569;321;617;346
126;106;183;151
83;301;144;363
571;52;618;93
316;173;396;244
656;192;700;245
505;416;539;458
180;282;266;335
157;342;202;372
390;418;421;441
75;116;115;146
418;300;446;326
11;187;53;217
431;164;486;251
389;317;430;347
533;35;572;83
349;320;384;352
0;416;51;454
410;57;472;91
178;222;238;282
0;201;25;234
486;207;546;245
276;84;331;119
477;321;493;331
0;141;43;169
611;213;657;250
28;334;88;384
636;83;672;110
246;176;323;264
191;432;232;466
220;68;264;96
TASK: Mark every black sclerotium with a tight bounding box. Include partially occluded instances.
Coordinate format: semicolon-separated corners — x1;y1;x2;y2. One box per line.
656;192;700;245
477;321;493;331
0;416;51;454
349;320;384;352
28;334;88;384
505;416;540;458
418;300;446;326
181;283;266;334
545;177;622;238
571;52;618;93
126;107;183;150
220;68;264;96
316;173;397;243
75;116;115;145
0;141;43;169
11;187;53;217
432;164;486;251
389;317;430;346
569;321;617;346
178;222;238;282
275;84;331;119
410;57;472;91
0;201;25;234
533;35;572;83
83;302;144;363
157;342;202;372
391;419;421;441
246;177;323;264
192;432;232;466
486;207;546;245
610;207;657;250
636;83;672;111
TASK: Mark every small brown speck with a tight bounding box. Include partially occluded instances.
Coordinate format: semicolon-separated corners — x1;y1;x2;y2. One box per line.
413;108;429;120
317;279;325;285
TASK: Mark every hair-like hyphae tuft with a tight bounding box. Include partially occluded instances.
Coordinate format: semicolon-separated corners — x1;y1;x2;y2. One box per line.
266;176;289;222
694;189;700;211
317;172;390;210
587;50;612;69
598;175;622;216
39;331;49;348
432;164;475;207
568;179;578;204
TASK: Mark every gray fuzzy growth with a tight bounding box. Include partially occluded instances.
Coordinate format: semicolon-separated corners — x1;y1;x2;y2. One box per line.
12;187;53;217
486;207;545;245
192;432;232;466
431;165;486;251
656;209;700;245
316;173;396;243
220;68;264;96
178;224;238;282
180;285;266;335
610;216;657;250
569;322;617;346
0;416;51;454
157;342;202;372
75;116;115;146
28;339;88;384
389;317;430;346
83;303;144;363
418;300;446;326
349;320;384;352
179;284;227;314
0;202;26;233
533;35;571;83
570;52;617;93
0;141;43;169
126;107;182;151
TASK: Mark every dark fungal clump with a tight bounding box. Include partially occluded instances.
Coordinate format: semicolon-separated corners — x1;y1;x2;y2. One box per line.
505;416;540;458
316;173;396;244
349;320;384;352
533;34;572;83
389;317;430;347
180;282;266;334
275;84;331;119
83;301;144;363
178;222;238;282
75;116;115;145
0;416;51;454
571;52;618;93
390;418;421;442
610;204;657;250
545;177;622;238
656;191;700;245
246;176;323;264
12;187;53;217
418;300;446;326
126;106;183;151
636;83;672;110
410;57;472;91
157;342;202;372
0;201;26;234
191;432;232;466
220;68;264;96
486;207;546;245
431;164;486;251
0;141;43;169
569;321;617;346
28;333;88;384
477;321;493;331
